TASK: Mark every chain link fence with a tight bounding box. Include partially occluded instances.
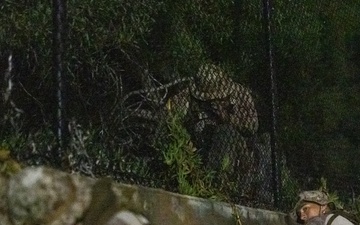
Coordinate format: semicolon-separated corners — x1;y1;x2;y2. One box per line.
1;0;360;212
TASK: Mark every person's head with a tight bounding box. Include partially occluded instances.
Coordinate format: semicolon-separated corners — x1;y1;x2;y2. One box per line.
292;190;333;223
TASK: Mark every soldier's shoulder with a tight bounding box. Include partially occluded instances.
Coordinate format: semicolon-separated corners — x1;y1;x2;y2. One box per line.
306;216;326;225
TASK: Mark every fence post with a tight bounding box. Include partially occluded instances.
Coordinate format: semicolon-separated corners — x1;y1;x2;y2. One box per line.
262;0;281;208
52;0;67;167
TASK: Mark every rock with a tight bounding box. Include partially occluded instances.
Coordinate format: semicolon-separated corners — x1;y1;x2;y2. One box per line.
7;167;94;225
3;167;150;225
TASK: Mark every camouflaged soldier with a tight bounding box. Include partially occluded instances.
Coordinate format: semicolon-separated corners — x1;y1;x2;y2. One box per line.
291;190;355;225
185;64;259;199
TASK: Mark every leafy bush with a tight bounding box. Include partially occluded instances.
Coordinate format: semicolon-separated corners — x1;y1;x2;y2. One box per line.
155;111;220;199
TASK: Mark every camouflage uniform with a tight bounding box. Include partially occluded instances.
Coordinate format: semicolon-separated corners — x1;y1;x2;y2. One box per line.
290;190;354;225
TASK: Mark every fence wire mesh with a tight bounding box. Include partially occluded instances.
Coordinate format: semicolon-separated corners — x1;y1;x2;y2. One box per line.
1;0;360;212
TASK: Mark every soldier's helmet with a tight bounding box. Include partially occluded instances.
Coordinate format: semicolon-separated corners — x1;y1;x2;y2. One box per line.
297;190;330;206
289;190;332;223
190;64;235;100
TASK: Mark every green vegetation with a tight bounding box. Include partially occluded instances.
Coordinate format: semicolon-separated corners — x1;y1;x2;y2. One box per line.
155;111;219;199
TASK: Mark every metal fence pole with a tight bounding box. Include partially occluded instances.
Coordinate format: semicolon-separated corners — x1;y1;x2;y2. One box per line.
52;0;67;167
262;0;281;208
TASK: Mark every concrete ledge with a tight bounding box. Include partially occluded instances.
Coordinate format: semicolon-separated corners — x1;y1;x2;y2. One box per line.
131;183;289;225
0;167;290;225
